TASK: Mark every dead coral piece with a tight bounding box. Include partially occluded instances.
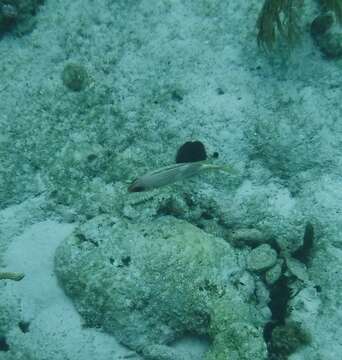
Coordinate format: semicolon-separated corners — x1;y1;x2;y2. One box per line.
0;271;25;281
257;0;301;50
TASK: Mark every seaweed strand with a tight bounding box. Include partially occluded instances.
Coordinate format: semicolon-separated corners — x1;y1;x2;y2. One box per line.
257;0;301;50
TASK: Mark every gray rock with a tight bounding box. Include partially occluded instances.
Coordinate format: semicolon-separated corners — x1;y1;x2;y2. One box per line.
285;256;309;282
247;244;278;272
229;228;267;248
265;260;283;285
55;215;267;360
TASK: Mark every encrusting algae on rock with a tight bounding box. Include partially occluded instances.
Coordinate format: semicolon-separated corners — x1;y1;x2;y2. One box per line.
55;215;267;360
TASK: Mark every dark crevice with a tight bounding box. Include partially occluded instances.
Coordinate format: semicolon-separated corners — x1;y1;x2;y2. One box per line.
264;275;292;358
264;223;314;359
0;336;9;351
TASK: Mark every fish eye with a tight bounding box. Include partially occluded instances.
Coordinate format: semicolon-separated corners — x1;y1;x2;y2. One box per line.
128;180;145;192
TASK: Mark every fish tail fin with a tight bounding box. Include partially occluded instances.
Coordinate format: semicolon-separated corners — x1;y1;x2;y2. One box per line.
218;164;237;174
204;163;237;174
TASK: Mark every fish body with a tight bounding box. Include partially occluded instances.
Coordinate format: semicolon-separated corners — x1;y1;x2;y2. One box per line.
128;161;233;192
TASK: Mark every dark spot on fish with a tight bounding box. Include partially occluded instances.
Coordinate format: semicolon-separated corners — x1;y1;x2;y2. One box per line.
176;140;207;163
212;151;219;159
216;87;225;95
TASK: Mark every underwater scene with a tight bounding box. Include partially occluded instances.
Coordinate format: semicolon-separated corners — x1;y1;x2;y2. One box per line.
1;1;342;359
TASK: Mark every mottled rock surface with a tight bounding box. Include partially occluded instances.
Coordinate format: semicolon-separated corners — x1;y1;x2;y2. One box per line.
55;215;267;360
247;244;278;272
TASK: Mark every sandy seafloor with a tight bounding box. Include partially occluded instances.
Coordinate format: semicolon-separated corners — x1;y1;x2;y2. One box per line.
1;0;342;359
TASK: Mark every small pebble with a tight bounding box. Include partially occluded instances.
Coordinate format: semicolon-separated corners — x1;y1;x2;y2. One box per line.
62;63;88;92
285;257;309;282
230;228;267;248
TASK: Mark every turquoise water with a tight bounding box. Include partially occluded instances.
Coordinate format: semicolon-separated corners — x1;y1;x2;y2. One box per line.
1;1;342;359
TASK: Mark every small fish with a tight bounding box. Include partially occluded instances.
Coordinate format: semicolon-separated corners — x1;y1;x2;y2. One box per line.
0;271;25;281
128;161;234;192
